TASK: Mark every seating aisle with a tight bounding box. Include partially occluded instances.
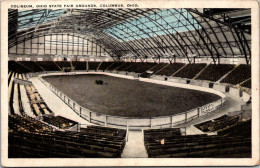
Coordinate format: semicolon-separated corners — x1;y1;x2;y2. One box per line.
30;77;91;125
121;131;148;158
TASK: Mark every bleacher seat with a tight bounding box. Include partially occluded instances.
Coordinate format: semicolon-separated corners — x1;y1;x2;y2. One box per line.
144;125;251;158
116;62;133;71
88;62;100;71
148;63;168;74
133;63;157;73
173;63;206;79
196;64;235;82
194;115;240;132
124;62;144;72
17;61;43;72
98;62;114;71
106;62;124;71
35;61;61;71
72;61;87;70
156;63;184;76
55;61;72;68
8;114;127;158
9;61;32;73
221;64;251;85
42;115;77;129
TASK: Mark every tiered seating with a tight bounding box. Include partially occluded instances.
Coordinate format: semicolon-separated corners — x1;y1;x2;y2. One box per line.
139;72;151;78
194;115;240;132
241;79;251;88
217;119;251;137
144;116;251;158
144;133;251;158
9;72;33;116
42;115;77;129
116;62;133;71
221;64;251;85
25;85;53;116
9;61;32;73
196;64;235;82
156;63;184;76
35;61;61;71
55;61;72;68
18;61;43;72
148;63;168;74
106;62;124;71
133;63;157;73
124;62;145;72
9;114;126;158
97;62;114;71
81;125;127;138
144;128;182;139
174;63;207;79
9;114;53;133
72;61;87;70
87;62;100;71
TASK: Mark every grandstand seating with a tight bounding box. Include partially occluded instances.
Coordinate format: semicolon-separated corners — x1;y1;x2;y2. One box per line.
9;61;32;73
196;64;235;82
87;62;100;71
98;62;114;71
9;72;31;116
106;62;124;71
8;70;126;158
124;62;144;72
241;79;251;88
156;63;184;76
17;61;43;72
116;62;133;71
55;61;72;68
35;61;61;71
217;119;251;137
144;128;182;139
221;64;251;85
144;119;251;158
25;85;53;116
133;63;157;73
9;114;53;132
148;63;168;74
194;115;240;132
174;63;207;79
72;61;87;70
139;72;151;78
81;125;127;138
42;115;77;129
10;61;251;89
8;114;126;158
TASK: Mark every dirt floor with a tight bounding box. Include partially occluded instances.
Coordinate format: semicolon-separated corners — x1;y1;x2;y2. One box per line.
43;74;220;117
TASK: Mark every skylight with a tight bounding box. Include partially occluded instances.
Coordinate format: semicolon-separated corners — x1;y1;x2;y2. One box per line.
18;9;65;30
104;9;201;42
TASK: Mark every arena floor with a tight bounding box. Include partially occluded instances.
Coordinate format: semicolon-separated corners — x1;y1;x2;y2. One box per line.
43;74;220;117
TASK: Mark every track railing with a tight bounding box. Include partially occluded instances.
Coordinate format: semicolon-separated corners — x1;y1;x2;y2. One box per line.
35;71;226;130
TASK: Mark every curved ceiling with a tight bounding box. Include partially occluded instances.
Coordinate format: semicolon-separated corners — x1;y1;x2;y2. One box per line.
8;8;251;64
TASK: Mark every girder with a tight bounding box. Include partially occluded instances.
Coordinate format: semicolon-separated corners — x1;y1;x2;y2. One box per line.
8;8;251;64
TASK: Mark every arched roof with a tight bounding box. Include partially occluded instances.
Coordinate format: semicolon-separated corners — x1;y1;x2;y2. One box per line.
8;8;251;64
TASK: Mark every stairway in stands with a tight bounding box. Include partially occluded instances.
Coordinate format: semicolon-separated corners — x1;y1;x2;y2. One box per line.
121;130;148;158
